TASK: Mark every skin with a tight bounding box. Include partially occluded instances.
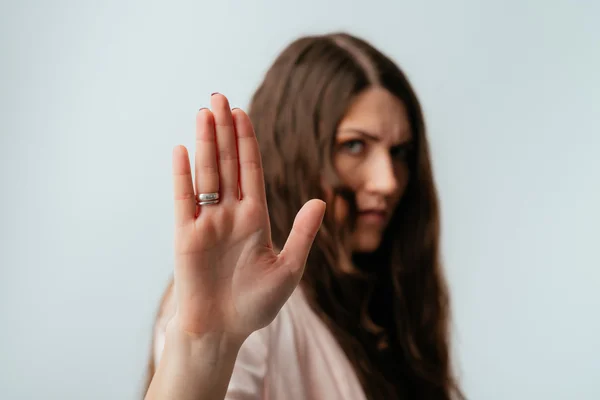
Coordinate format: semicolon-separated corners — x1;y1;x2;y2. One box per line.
333;87;413;252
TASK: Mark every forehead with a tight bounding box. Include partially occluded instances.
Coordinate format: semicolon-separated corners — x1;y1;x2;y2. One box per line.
338;87;412;142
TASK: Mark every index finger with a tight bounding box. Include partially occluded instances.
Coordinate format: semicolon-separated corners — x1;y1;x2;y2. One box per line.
172;145;196;226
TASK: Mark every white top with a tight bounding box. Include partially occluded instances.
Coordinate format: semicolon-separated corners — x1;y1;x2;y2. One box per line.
154;287;367;400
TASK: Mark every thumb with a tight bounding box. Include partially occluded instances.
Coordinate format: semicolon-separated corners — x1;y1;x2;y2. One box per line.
279;199;326;279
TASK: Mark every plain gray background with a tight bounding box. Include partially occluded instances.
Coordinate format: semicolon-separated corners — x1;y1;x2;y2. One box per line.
1;0;599;399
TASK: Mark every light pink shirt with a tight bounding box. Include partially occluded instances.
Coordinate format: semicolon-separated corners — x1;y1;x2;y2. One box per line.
154;287;367;400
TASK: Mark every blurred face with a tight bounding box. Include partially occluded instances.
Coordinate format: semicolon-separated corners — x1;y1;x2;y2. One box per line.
333;87;413;253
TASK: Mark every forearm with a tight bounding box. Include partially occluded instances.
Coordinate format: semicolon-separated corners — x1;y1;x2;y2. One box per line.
145;318;245;400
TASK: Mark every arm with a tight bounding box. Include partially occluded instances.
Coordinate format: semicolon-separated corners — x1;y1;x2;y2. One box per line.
145;319;244;400
147;285;269;400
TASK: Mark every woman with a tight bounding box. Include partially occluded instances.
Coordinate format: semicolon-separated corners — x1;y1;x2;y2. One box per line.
144;32;463;400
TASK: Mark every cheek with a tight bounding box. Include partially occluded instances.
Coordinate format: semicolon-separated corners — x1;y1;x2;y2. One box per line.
333;153;361;186
333;195;349;224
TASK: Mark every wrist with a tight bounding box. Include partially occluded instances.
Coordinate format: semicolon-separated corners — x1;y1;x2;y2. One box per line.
164;316;246;366
146;319;246;400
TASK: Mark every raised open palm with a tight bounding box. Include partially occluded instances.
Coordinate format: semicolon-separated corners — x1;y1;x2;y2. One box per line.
171;94;325;339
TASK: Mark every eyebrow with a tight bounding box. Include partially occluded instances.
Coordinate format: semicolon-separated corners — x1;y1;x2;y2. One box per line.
338;128;412;145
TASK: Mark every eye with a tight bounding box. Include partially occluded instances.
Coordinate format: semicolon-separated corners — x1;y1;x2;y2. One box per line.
390;144;412;161
340;139;366;155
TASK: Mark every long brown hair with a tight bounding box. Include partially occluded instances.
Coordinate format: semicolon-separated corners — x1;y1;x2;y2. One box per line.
144;32;463;399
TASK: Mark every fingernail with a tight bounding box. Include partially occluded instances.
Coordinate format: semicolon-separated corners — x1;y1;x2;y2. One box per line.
211;92;220;96
232;107;240;111
198;107;208;111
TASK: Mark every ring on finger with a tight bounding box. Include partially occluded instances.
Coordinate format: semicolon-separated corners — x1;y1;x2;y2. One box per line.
196;192;220;205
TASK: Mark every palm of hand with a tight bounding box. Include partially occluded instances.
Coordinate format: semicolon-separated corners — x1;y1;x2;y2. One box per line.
171;94;325;339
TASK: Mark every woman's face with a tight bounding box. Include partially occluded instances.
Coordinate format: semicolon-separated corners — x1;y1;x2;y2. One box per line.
333;87;413;253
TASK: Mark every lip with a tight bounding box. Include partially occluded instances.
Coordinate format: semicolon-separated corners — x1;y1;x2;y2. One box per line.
357;209;388;224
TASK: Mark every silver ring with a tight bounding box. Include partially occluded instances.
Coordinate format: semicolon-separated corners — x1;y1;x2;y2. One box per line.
196;192;220;205
198;199;219;206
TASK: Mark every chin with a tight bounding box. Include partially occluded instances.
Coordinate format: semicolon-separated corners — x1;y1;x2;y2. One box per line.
353;234;382;253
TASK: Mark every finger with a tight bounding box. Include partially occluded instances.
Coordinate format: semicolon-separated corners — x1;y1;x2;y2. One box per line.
279;200;326;277
211;93;239;201
195;108;219;205
232;109;266;202
172;145;196;226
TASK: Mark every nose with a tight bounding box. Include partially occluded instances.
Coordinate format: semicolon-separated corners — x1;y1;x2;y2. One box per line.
364;153;398;196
